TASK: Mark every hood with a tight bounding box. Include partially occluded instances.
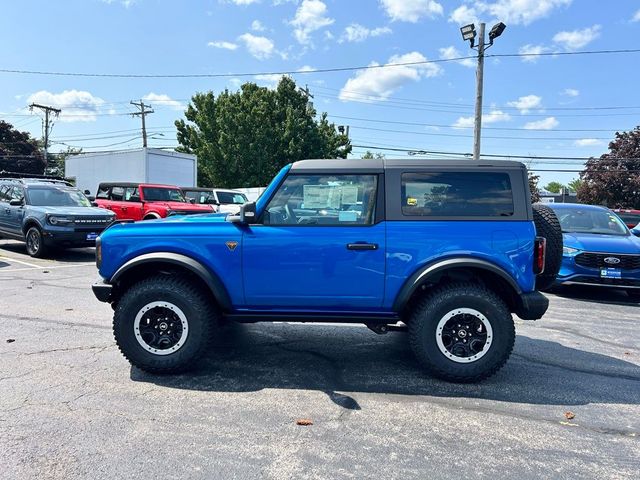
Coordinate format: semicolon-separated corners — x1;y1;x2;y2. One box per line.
30;206;115;217
563;232;640;254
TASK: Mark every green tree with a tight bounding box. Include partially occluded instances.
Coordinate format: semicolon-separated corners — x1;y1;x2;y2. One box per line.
0;120;44;174
361;151;385;159
44;147;82;178
529;172;541;203
578;126;640;208
175;77;351;188
567;178;583;193
543;181;565;193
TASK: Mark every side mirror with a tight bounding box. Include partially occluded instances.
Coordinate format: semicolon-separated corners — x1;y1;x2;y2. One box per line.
91;201;99;207
189;198;196;204
84;190;91;195
9;199;23;207
632;227;640;237
88;195;96;201
231;201;257;224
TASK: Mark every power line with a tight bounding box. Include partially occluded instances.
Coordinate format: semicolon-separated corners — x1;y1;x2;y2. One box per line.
1;48;639;79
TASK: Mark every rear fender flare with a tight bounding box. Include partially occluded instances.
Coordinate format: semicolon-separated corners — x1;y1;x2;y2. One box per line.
393;257;522;312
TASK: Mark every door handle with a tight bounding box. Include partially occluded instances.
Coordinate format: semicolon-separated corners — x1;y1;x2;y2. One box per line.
347;243;378;251
5;208;10;214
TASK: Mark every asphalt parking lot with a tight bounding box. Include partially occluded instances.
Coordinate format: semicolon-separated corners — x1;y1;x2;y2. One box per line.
0;239;638;480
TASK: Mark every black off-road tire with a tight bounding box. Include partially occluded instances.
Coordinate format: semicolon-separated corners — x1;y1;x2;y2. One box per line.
25;226;47;258
113;274;217;373
408;282;515;383
532;203;563;291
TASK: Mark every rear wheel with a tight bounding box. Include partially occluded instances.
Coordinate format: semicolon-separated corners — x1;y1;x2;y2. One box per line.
113;274;216;373
408;283;515;383
532;204;563;291
25;226;47;258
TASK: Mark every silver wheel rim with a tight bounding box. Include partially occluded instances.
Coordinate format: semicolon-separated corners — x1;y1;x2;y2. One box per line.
134;301;189;355
435;308;493;363
27;230;40;254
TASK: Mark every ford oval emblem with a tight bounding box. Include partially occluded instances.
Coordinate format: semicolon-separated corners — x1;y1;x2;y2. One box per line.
604;257;621;265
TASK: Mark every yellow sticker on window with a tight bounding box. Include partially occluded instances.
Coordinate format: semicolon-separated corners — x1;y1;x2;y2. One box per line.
407;197;418;206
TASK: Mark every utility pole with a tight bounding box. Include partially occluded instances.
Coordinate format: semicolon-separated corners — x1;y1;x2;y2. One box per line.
29;103;61;166
473;23;486;162
460;21;506;161
130;100;154;148
298;84;315;112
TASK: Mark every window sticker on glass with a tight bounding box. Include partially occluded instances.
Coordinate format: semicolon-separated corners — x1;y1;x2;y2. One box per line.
338;211;358;222
303;185;342;209
341;185;359;204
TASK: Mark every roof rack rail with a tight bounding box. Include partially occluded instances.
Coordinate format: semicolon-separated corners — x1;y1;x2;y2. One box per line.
0;171;72;186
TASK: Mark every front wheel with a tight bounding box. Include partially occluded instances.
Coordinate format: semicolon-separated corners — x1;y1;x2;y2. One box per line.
113;274;216;373
25;226;47;258
408;283;515;383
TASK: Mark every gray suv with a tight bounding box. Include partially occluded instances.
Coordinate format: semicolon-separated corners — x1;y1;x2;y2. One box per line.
0;177;115;257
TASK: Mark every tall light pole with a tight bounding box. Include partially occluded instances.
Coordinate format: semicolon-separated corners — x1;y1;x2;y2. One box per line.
460;21;506;160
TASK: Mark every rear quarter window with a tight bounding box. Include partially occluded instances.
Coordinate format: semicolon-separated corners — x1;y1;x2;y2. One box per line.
401;172;514;217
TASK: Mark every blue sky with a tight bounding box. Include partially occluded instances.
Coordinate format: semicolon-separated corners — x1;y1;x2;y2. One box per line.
1;0;639;186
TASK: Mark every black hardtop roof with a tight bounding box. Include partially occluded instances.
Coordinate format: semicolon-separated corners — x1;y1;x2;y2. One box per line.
290;158;527;173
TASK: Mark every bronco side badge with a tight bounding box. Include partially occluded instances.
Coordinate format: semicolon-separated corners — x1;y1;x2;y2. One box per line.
226;241;238;252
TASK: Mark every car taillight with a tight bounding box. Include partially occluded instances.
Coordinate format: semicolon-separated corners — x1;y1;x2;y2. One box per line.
95;236;102;269
534;236;546;274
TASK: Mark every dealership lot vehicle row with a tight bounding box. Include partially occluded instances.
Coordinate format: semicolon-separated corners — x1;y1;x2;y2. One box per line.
1;239;639;479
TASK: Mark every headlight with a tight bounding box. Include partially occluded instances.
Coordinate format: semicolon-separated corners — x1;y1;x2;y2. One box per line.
563;246;580;255
48;215;74;225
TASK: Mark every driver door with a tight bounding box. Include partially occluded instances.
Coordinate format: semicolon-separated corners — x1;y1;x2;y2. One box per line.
241;173;385;310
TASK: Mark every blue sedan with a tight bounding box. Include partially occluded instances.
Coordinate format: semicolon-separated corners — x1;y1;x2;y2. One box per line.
547;203;640;299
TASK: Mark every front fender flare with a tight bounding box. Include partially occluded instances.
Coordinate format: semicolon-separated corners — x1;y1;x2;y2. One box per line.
110;252;232;311
393;257;522;312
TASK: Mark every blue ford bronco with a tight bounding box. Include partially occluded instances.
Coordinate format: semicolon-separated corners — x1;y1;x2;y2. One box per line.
93;159;561;382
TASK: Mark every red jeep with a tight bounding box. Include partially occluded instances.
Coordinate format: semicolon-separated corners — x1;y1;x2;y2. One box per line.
95;183;215;221
612;209;640;229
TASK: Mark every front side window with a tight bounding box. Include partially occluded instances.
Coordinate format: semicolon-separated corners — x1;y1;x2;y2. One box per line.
26;187;91;207
401;172;514;217
10;186;24;202
264;174;377;226
96;185;110;199
124;187;140;201
0;185;11;201
142;187;186;202
110;186;124;201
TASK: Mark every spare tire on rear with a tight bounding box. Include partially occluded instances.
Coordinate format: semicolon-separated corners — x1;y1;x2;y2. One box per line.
532;203;563;291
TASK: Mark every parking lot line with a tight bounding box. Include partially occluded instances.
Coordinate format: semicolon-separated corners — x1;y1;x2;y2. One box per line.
0;256;42;268
0;262;95;273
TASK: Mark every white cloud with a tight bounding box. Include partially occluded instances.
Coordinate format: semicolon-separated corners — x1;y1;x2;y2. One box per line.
449;0;571;26
453;109;511;128
228;0;260;4
254;74;289;88
142;93;185;111
339;52;442;103
237;33;275;59
251;20;266;31
562;88;579;97
518;44;549;62
339;23;392;43
507;94;542;114
553;25;601;50
27;90;105;122
438;45;475;67
448;5;478;25
574;138;603;147
207;41;239;50
297;65;316;72
633;9;640;22
524;117;559;130
381;0;443;22
101;0;135;7
290;0;334;45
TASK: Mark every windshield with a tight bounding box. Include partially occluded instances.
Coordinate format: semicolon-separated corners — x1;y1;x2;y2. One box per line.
217;191;247;205
27;187;91;207
555;207;629;236
142;187;186;202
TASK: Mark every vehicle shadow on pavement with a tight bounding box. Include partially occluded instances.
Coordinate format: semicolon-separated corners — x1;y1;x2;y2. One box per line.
0;241;95;263
130;323;640;409
550;285;640;307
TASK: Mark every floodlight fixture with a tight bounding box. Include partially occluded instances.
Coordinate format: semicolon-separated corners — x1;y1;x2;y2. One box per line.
489;22;506;42
460;23;476;46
